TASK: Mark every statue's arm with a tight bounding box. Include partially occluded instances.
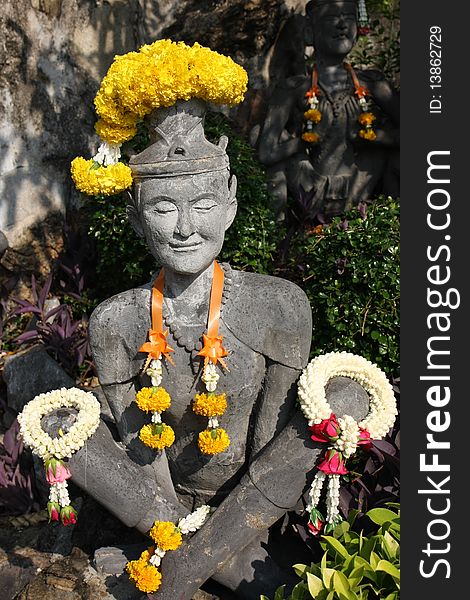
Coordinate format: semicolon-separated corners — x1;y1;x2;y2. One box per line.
367;74;400;147
258;86;303;165
151;377;370;600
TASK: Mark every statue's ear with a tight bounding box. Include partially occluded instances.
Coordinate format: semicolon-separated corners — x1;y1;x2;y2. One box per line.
225;174;238;231
126;190;144;238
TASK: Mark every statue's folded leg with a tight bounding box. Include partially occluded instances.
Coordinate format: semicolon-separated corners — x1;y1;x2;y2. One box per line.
44;418;187;530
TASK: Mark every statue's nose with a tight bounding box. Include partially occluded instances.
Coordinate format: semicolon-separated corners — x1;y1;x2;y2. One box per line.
175;206;196;238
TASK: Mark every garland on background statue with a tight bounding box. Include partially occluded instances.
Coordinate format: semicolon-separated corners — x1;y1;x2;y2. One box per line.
298;352;397;535
126;505;211;593
70;39;248;197
303;63;377;144
137;261;230;455
17;388;101;525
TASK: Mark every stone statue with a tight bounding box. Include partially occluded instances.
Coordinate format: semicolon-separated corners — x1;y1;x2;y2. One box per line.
43;98;369;599
258;0;400;218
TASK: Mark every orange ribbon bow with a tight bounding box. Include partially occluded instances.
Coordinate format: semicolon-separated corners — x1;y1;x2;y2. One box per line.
139;269;174;371
197;261;228;370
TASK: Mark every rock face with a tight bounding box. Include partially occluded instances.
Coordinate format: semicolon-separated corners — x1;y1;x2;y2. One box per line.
3;346;74;412
1;0;305;276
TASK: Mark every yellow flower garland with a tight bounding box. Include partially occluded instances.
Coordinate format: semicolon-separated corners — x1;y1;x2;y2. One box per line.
70;39;248;197
70;158;132;196
126;548;162;593
149;521;183;551
198;428;230;455
192;392;227;417
136;387;171;413
139;423;175;450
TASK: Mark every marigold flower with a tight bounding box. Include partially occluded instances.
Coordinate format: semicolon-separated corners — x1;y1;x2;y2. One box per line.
304;108;322;123
359;128;377;141
302;132;320;143
126;554;162;593
358;111;376;126
192;393;227;417
149;521;183;551
95;119;137;145
70;157;133;196
139;423;175;450
198;428;230;455
136;387;171;413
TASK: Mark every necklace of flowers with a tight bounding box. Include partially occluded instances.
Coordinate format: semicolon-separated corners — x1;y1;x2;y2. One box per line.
126;505;211;593
17;388;101;526
297;352;397;535
302;63;377;144
137;260;230;456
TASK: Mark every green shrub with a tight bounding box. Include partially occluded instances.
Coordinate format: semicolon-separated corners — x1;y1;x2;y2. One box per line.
284;198;399;377
263;506;400;600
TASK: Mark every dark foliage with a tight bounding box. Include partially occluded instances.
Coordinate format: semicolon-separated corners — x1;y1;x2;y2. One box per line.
0;419;39;515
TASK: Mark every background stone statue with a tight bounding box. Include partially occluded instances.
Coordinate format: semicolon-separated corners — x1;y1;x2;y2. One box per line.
43;98;369;599
258;0;400;219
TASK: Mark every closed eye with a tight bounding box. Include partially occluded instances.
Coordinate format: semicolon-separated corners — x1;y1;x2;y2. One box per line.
154;200;177;214
192;199;218;212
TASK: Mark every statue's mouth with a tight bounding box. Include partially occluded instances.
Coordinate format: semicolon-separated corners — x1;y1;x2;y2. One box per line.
170;241;203;252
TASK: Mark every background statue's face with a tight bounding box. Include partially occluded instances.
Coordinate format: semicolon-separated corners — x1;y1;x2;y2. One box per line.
310;1;357;58
132;171;237;274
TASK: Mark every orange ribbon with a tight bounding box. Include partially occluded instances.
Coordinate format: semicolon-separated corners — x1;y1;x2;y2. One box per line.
305;68;320;99
197;261;228;369
139;269;174;371
344;63;369;99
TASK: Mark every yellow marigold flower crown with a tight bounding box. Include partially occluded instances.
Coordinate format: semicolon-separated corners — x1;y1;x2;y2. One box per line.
70;39;248;197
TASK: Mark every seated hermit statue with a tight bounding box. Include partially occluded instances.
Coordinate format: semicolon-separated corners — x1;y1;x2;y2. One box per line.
258;0;400;218
38;41;372;599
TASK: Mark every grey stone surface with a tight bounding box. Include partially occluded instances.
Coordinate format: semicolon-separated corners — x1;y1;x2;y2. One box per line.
3;346;74;412
258;0;400;217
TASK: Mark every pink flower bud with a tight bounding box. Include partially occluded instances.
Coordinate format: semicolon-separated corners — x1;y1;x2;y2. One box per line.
45;459;72;485
47;501;60;522
317;449;348;475
358;428;373;450
309;413;341;443
60;505;78;526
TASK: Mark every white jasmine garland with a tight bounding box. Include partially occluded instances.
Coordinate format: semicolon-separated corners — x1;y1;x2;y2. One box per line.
146;359;163;387
299;352;397;535
18;388;101;460
326;475;341;524
336;416;360;459
306;471;326;512
148;505;211;568
202;363;220;392
93;141;121;166
298;351;397;436
178;504;211;534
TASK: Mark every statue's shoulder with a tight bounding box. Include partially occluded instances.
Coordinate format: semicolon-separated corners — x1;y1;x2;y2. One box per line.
223;270;312;370
89;286;151;385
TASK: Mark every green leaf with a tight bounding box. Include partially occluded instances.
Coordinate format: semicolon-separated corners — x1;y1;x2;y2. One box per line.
367;508;399;526
376;560;400;582
369;551;381;570
382;531;399;560
293;564;309;579
274;585;286;600
321;567;336;590
333;571;351;596
322;536;351;560
307;572;325;597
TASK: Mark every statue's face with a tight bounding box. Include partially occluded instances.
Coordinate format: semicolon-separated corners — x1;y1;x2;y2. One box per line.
132;171;237;274
310;1;357;58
